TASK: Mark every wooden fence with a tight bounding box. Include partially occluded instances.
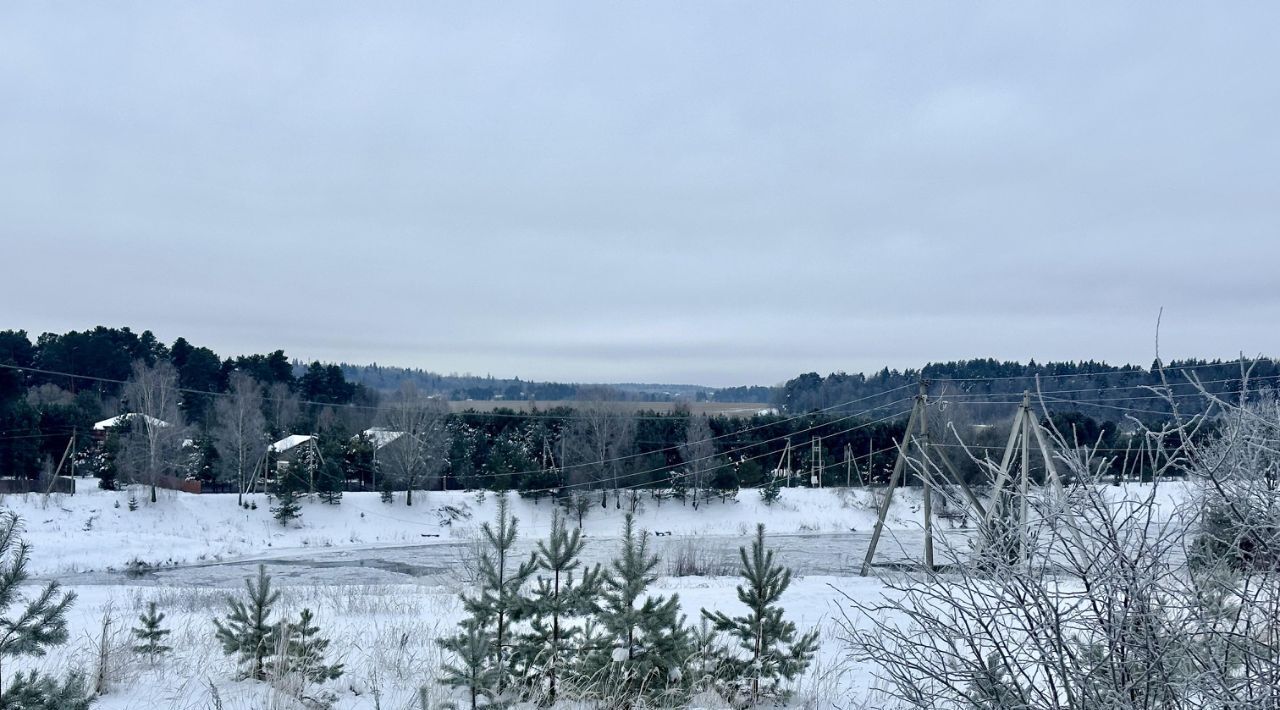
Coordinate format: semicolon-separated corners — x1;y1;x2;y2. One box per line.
0;477;76;495
154;475;203;494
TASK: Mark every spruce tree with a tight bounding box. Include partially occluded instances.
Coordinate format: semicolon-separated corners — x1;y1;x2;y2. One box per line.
272;608;343;684
271;488;302;527
213;564;280;681
131;601;172;663
439;494;537;706
702;524;819;706
0;512;89;707
518;510;603;704
583;514;691;705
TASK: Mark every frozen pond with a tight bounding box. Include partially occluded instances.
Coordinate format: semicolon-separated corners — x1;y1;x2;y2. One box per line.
51;529;976;588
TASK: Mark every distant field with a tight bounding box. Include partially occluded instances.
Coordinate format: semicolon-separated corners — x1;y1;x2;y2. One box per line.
447;400;775;416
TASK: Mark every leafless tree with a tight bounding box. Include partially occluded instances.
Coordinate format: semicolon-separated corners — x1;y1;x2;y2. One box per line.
838;376;1280;710
563;393;635;509
120;359;186;503
266;381;300;436
377;382;451;506
214;371;267;505
679;414;718;509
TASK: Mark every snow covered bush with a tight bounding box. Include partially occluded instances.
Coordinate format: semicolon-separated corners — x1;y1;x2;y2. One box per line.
1189;399;1280;571
839;385;1280;710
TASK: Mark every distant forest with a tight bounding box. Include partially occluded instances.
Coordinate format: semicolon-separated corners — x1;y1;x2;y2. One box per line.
337;364;774;403
778;358;1280;421
0;325;1274;496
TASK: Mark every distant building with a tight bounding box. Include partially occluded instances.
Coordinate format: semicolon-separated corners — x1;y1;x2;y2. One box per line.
360;427;405;450
92;413;171;432
269;434;314;455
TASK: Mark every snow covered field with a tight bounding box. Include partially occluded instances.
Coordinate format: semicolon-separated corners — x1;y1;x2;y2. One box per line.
30;574;883;710
11;485;968;577
5;482;1195;708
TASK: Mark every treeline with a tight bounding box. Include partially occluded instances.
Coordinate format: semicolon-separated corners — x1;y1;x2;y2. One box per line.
2;326;1230;501
0;326;372;481
0;327;916;500
778;356;1280;420
338;364;773;403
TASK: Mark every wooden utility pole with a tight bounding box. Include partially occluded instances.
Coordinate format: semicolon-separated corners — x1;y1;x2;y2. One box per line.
920;385;934;570
46;434;76;496
981;391;1078;565
859;380;998;575
810;436;823;487
861;381;929;576
784;437;793;487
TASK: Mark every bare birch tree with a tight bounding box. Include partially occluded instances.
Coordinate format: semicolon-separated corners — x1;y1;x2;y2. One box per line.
214;371;267;505
679;414;718;509
563;394;635;509
378;383;450;506
266;382;301;437
120;359;186;503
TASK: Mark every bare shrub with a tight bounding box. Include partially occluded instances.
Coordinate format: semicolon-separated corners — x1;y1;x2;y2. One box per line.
667;537;734;577
838;382;1280;710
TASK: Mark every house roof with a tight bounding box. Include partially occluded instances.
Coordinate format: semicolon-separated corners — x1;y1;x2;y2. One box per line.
269;434;313;454
92;413;171;431
361;427;405;449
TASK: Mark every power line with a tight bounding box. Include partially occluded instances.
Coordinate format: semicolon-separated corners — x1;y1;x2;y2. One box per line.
0;362;910;423
519;408;916;497
466;395;917;484
0;361;926;483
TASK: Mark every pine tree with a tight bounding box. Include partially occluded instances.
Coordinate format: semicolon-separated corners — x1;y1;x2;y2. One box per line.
582;514;691;706
272;608;343;684
439;618;498;710
131;601;172;662
2;671;92;710
0;512;88;707
315;434;346;505
670;471;689;505
439;494;537;707
271;488;302;527
702;524;819;706
293;439;322;496
760;476;781;506
316;457;344;505
213;564;280;681
517;510;603;704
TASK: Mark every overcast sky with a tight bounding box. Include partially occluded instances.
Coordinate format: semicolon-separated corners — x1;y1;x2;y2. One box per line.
2;3;1278;387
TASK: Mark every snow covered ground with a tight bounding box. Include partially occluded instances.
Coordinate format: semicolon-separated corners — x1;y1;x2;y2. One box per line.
9;484;989;576
32;573;882;710
3;481;1197;708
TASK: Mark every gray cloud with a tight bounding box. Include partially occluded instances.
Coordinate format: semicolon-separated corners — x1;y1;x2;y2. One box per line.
2;2;1277;386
